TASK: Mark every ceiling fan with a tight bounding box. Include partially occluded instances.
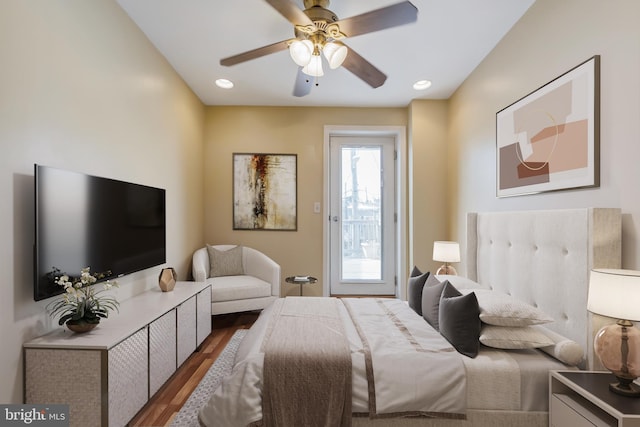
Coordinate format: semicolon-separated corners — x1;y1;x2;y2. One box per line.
220;0;418;97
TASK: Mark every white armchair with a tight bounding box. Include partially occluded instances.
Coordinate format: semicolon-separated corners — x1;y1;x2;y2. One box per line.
192;245;280;315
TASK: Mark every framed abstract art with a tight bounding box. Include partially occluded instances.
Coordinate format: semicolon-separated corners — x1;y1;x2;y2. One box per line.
232;153;297;230
496;55;600;197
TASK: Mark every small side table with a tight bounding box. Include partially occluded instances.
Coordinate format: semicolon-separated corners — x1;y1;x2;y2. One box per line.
550;370;640;427
285;276;317;296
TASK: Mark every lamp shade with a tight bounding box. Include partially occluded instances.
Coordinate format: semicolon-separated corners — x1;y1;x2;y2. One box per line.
289;39;313;67
323;42;347;69
433;241;460;263
588;269;640;321
302;54;324;77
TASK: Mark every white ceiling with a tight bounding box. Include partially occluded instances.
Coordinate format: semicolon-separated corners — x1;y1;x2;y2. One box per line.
116;0;535;108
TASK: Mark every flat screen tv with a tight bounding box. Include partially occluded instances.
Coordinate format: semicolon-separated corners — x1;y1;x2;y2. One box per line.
34;164;166;301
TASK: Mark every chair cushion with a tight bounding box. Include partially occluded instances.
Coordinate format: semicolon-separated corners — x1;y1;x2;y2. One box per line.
207;245;244;277
207;275;271;302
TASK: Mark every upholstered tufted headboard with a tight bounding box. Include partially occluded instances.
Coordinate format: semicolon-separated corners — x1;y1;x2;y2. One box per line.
466;208;621;369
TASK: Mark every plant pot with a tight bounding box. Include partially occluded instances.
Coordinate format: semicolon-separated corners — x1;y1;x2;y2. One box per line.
66;321;98;333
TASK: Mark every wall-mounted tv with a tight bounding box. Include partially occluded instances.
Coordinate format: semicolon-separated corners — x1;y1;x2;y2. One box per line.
34;164;166;301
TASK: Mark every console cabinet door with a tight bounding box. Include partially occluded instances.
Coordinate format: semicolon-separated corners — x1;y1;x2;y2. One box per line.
177;296;197;366
25;348;102;427
108;327;148;427
197;286;212;347
149;309;177;397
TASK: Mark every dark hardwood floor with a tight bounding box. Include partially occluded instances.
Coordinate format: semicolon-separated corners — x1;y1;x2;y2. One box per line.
129;311;259;427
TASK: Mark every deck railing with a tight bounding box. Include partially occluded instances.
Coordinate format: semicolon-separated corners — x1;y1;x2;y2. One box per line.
342;218;380;258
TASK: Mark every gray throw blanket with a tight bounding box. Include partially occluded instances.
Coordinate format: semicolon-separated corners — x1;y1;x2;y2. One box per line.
261;297;352;427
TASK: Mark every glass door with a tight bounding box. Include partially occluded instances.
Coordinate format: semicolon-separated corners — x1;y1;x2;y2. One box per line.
329;136;396;295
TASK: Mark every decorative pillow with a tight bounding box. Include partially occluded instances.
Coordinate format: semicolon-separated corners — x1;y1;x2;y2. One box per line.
421;274;446;330
463;289;554;327
408;269;430;316
410;265;423;277
479;325;554;349
534;325;584;366
207;245;244;278
438;282;481;358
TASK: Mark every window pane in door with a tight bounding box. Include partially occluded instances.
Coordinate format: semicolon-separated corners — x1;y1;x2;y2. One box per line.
341;146;382;281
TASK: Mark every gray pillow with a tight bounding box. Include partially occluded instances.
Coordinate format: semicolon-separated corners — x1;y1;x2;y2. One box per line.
421;274;446;330
207;245;244;277
438;282;481;358
408;269;430;316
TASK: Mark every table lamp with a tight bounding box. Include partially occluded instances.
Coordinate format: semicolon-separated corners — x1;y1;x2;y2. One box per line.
587;269;640;397
433;241;460;275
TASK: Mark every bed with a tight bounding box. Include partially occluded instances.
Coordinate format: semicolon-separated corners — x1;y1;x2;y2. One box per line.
199;208;621;427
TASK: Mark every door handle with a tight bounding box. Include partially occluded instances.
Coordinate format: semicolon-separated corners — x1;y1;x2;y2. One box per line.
331;216;339;222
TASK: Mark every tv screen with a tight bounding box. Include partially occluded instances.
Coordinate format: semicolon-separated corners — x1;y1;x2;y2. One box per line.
34;164;166;301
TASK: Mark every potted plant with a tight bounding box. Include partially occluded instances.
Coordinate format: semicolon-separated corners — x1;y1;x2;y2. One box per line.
47;267;119;333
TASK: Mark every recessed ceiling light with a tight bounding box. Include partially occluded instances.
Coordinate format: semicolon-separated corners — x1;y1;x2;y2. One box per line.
215;78;234;89
413;80;432;91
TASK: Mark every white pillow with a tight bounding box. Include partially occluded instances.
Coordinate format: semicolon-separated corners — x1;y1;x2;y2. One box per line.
462;289;554;327
480;325;554;349
534;325;584;366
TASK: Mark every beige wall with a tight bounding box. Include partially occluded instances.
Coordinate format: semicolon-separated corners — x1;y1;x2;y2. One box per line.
408;100;450;272
0;1;205;403
449;0;640;273
204;106;413;296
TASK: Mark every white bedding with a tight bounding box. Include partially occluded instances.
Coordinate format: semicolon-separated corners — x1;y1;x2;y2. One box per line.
198;296;572;427
342;297;466;417
464;346;571;411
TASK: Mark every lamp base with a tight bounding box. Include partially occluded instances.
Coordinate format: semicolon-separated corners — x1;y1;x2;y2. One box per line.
595;320;640;398
436;265;457;275
610;377;640;397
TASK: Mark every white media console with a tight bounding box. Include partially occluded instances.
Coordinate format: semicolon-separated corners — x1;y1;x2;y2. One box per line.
24;281;212;427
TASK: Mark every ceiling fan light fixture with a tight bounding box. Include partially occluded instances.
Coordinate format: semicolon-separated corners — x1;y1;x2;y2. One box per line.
323;42;347;69
219;0;419;94
289;39;313;66
302;54;324;77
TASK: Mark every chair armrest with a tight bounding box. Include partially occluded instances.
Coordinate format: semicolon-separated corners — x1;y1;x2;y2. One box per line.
192;247;210;282
243;247;281;297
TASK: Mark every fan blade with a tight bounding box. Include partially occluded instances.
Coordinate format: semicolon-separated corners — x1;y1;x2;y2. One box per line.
220;40;290;66
335;1;418;38
341;44;387;88
265;0;314;27
293;67;313;97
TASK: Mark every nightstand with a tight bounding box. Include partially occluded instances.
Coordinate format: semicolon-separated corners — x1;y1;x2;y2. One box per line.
550;370;640;427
